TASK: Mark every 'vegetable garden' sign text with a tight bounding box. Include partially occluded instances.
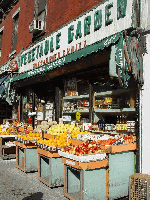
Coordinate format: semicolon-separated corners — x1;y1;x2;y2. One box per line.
20;0;133;73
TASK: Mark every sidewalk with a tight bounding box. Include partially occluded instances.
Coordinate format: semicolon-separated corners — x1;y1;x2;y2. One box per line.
0;158;130;200
0;158;67;200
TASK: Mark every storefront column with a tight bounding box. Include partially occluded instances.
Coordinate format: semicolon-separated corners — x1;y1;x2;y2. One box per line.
19;93;22;122
141;33;150;174
55;87;62;124
32;91;35;129
89;83;94;124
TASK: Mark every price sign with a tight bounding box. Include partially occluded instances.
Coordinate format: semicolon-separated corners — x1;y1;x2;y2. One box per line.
76;111;81;121
64;78;77;95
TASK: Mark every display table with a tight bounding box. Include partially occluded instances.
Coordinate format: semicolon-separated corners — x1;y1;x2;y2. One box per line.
61;142;137;200
62;157;108;200
0;135;16;159
108;143;137;199
15;141;38;172
37;148;64;187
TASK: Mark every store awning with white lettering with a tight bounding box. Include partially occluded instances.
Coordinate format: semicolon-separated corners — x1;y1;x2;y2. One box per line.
9;32;121;83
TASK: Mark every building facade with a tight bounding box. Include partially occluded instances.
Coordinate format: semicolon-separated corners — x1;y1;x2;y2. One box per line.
0;0;150;176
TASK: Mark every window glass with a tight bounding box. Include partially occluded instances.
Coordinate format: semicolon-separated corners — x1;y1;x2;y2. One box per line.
38;0;46;15
0;31;3;59
12;13;19;52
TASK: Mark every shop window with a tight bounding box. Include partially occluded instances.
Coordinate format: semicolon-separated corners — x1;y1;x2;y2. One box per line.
11;12;19;54
0;29;3;60
34;0;47;20
32;0;47;41
38;0;47;17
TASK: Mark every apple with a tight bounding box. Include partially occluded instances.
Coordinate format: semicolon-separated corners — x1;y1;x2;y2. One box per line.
88;144;93;148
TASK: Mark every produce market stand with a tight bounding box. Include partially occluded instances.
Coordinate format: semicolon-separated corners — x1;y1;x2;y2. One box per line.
63;157;109;200
37;147;64;187
0;135;16;160
62;157;108;170
62;142;137;200
15;141;38;172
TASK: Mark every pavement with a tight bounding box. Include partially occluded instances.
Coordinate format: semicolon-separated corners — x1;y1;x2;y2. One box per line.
0;158;129;200
0;158;68;200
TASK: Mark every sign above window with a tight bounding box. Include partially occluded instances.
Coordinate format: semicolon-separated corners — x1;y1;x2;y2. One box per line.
19;0;134;74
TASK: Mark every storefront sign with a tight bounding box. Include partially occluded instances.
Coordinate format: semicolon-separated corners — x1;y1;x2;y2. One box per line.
64;78;78;96
19;0;134;74
45;110;52;120
46;103;53;110
37;112;43;120
10;32;121;82
0;57;19;74
9;60;18;72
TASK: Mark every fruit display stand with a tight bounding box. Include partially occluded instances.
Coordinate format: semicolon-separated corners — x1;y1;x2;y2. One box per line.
59;139;137;200
15;141;38;172
0;135;16;159
37;148;64;187
107;142;137;200
62;157;108;200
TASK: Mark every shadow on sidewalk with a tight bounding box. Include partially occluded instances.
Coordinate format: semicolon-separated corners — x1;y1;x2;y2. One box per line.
22;192;43;200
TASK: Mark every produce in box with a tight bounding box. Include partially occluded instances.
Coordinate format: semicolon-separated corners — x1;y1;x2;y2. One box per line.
47;123;81;138
16;132;42;143
36;136;72;151
59;141;107;162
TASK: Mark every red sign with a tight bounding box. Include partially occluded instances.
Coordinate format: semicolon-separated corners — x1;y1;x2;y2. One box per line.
9;60;18;72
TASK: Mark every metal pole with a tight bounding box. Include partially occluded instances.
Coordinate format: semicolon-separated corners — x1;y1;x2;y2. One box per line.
89;82;94;124
32;91;35;129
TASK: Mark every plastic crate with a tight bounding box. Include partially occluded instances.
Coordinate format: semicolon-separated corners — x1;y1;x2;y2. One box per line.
129;173;150;200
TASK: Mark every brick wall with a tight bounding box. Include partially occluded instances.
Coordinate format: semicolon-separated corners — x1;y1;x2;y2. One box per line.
0;0;103;65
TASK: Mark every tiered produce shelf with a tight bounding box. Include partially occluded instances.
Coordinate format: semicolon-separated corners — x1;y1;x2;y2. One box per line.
15;141;38;172
37;148;64;187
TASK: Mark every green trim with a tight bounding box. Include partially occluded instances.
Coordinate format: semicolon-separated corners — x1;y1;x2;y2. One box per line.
9;32;121;83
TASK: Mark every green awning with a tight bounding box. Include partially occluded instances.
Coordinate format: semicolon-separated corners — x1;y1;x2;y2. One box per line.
109;32;132;89
0;85;5;94
9;32;122;83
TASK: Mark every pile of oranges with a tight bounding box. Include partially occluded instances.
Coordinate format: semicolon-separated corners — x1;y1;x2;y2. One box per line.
37;136;72;147
0;131;10;135
17;132;42;141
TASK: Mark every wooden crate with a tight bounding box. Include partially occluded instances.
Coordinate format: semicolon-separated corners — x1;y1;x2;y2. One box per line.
42;134;56;139
63;157;108;200
99;143;137;154
3;119;13;124
1;145;16;160
109;143;137;153
70;139;83;146
0;136;16;159
37;148;64;187
15;141;38;172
